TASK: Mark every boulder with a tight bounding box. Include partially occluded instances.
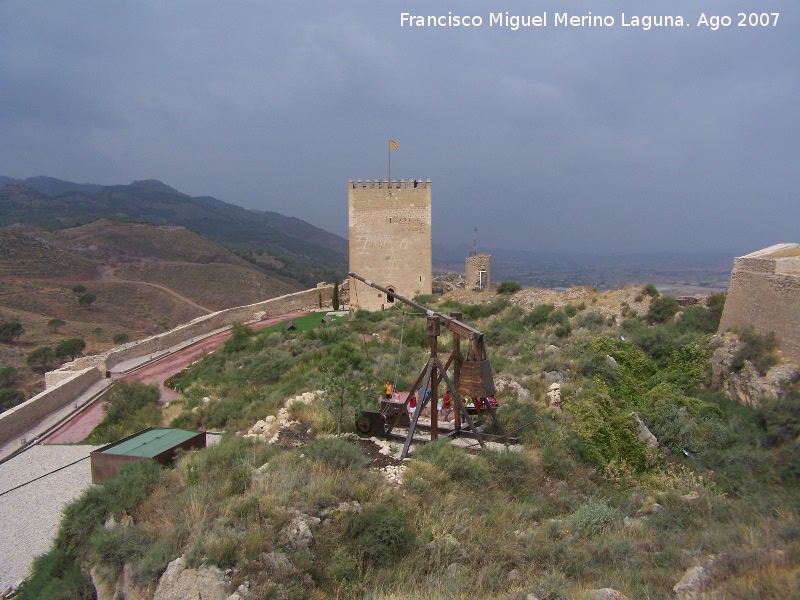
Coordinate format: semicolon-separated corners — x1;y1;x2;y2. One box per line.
632;413;658;449
153;556;229;600
280;512;320;549
672;565;710;599
586;589;631;600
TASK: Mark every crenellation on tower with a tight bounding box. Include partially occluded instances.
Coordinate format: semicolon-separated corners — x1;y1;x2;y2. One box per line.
349;179;431;190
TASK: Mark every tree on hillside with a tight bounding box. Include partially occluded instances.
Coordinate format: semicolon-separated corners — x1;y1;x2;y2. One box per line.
113;333;130;345
78;293;97;309
318;342;377;436
0;366;18;387
48;318;67;333
55;338;86;361
332;278;340;311
0;389;25;413
0;321;24;344
27;347;56;374
92;327;103;341
72;285;87;296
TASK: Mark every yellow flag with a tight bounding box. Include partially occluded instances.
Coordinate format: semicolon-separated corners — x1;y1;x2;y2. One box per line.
389;139;399;150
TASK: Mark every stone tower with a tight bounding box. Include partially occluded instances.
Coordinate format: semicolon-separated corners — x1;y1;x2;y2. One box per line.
348;179;432;310
466;254;491;291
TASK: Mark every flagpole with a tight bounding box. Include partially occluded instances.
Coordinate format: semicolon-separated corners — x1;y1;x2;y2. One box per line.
388;141;391;184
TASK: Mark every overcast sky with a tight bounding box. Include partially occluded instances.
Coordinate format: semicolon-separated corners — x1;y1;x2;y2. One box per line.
1;0;797;256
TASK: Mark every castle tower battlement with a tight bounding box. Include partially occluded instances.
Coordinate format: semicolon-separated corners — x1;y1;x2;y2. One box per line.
348;179;432;310
349;179;431;189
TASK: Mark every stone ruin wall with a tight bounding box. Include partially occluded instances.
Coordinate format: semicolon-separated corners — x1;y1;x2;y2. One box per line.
348;179;432;310
718;245;800;363
465;254;491;291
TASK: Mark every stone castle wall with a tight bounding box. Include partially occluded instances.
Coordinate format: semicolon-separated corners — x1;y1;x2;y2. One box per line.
53;285;332;375
718;244;800;363
466;254;491;291
348;179;432;310
0;367;102;445
1;286;331;444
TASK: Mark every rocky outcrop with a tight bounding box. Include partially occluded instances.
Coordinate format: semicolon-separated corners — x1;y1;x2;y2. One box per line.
494;376;531;401
712;334;799;408
153;556;229;600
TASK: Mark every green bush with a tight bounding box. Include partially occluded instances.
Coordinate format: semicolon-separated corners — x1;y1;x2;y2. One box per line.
90;524;151;571
496;280;521;294
1;365;18;387
345;504;416;564
732;327;778;375
15;548;94;600
645;296;681;324
305;437;369;470
567;498;616;534
85;381;161;444
0;388;25;411
524;304;555;328
576;310;606;331
642;283;660;298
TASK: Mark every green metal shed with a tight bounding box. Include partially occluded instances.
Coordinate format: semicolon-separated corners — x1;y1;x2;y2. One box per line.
90;427;205;483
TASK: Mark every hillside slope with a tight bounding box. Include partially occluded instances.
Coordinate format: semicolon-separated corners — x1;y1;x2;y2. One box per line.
0;177;348;285
0;220;304;399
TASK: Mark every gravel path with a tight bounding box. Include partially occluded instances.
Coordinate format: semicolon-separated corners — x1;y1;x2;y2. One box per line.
0;444;98;594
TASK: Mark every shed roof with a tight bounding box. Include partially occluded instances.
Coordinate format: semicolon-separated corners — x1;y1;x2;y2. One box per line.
99;428;200;458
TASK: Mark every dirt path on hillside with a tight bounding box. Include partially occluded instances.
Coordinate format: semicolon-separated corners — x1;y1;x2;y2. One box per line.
96;263;214;314
1;264;215;314
42;312;302;443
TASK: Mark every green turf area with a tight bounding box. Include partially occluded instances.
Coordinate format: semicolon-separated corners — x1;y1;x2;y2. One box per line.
262;311;346;333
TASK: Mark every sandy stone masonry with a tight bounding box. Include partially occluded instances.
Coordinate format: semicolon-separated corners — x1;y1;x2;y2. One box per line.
718;243;800;363
348;179;431;310
466;253;491;291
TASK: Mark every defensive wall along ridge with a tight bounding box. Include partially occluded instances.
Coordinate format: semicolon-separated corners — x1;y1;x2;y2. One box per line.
718;243;800;363
0;285;333;446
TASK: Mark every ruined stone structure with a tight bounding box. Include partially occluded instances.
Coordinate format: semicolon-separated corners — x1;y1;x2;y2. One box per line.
348;179;431;310
718;243;800;362
466;254;491;291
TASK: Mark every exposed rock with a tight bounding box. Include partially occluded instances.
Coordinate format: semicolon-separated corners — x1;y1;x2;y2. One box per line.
262;552;293;578
605;355;619;369
546;383;561;407
280;512;321;549
587;589;631;600
672;565;710;599
507;568;524;586
632;413;658;449
153;556;229;600
494;377;531;401
544;344;560;354
711;334;799;408
379;464;406;485
90;566;116;600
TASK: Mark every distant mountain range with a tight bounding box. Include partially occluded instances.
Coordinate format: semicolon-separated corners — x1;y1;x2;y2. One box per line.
0;176;347;286
1;175;734;292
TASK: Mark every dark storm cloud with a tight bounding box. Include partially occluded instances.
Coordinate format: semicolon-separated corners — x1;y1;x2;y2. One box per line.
1;0;797;256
